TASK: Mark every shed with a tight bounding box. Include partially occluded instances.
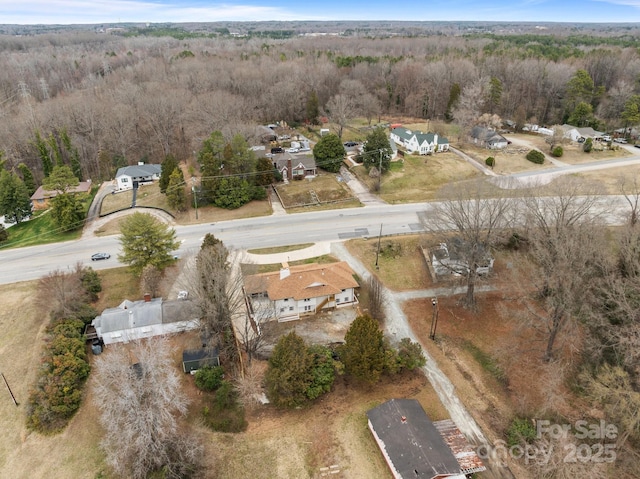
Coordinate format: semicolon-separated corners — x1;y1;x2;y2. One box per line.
367;399;484;479
182;347;220;373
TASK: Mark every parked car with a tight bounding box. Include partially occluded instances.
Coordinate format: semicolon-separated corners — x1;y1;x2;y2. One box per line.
286;147;299;153
344;141;358;147
634;144;640;149
91;252;111;261
614;138;628;144
271;147;284;154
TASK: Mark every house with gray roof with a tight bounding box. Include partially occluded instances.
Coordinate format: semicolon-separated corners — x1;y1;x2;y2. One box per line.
469;126;509;149
273;154;317;181
91;296;200;345
390;127;449;155
367;399;485;479
115;163;162;191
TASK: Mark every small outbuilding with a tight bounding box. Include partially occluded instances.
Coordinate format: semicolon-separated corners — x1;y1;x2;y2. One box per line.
182;348;220;373
367;399;485;479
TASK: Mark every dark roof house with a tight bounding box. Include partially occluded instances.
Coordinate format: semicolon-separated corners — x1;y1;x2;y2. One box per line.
367;399;485;479
469;126;508;149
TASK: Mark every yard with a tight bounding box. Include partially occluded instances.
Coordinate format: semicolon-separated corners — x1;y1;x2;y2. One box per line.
0;254;447;479
274;173;359;209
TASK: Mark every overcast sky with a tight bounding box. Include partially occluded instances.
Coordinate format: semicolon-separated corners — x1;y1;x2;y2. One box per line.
2;0;640;25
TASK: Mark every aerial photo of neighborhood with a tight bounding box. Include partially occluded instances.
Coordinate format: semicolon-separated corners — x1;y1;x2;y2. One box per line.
1;1;640;478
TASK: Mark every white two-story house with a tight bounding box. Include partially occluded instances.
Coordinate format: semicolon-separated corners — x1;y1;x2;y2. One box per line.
243;261;359;322
390;126;450;155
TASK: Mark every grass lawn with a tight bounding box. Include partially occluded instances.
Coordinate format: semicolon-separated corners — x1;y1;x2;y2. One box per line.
3;187;99;249
100;182;174;215
274;173;357;208
345;235;431;290
350;152;481;203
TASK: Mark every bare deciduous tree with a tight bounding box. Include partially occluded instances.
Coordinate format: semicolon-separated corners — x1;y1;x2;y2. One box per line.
140;263;162;298
36;263;88;319
520;178;607;361
420;178;514;309
92;338;203;479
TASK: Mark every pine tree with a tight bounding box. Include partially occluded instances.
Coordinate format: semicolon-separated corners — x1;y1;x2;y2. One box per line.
166;168;186;211
340;315;386;384
265;332;313;408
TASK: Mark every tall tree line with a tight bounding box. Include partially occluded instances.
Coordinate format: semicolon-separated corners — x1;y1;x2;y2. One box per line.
2;30;640;181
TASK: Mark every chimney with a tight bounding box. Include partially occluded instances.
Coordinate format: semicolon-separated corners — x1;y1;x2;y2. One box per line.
401;416;407;424
287;159;292;181
143;293;151;302
279;262;290;280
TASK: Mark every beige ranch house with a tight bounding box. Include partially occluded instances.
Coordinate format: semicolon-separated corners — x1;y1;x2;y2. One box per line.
244;261;359;322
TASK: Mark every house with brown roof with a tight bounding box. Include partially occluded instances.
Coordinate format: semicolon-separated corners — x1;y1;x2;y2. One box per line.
243;261;358;322
30;180;92;210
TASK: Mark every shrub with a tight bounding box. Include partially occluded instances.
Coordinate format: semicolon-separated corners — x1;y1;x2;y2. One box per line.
583;137;593;153
526;149;545;164
551;146;563;157
485;157;495;168
26;317;90;433
507;418;537;447
194;366;225;391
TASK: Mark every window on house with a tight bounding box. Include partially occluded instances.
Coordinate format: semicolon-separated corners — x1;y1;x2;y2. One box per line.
280;308;285;313
122;177;128;183
304;305;312;311
289;306;294;311
284;298;289;302
304;298;310;302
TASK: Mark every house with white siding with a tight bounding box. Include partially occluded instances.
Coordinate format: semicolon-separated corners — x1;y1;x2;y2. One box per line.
115;163;162;191
90;295;199;345
390;127;449;155
243;261;359;322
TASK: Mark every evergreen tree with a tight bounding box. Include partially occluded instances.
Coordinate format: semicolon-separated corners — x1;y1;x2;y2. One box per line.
43;165;79;193
488;77;503;113
159;154;179;194
361;127;392;173
445;83;461;122
306;90;320;125
313;133;345;173
166;168;187;211
0;171;32;224
50;192;85;231
255;156;275;186
118;212;180;275
197;131;225;204
265;332;314;408
33;130;53;177
340;315;386;384
17;163;36;195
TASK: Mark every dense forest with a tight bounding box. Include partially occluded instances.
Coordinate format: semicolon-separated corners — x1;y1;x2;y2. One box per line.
1;22;640;185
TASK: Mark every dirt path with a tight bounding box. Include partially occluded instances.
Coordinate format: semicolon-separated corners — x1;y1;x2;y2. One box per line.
330;241;516;479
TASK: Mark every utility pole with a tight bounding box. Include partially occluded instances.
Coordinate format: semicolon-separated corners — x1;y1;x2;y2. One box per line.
375;223;383;270
378;149;383;192
191;177;198;220
429;297;439;340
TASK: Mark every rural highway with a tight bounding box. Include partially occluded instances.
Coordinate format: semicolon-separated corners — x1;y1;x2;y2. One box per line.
0;195;630;286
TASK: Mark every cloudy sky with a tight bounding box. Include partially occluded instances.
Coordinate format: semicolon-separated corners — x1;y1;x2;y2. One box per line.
2;0;640;24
